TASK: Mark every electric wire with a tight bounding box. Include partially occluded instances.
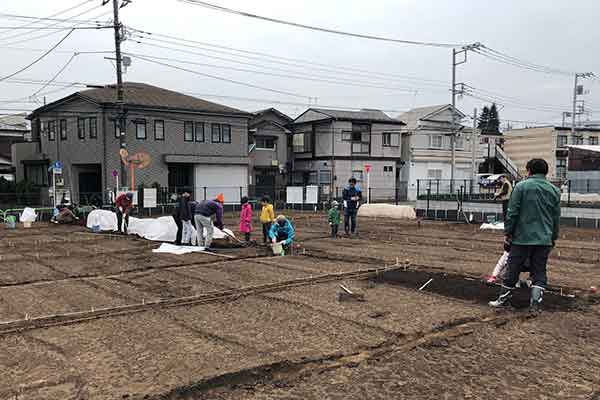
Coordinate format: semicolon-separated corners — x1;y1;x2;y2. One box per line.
177;0;464;48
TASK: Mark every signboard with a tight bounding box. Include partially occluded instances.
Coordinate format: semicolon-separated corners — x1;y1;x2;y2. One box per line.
364;164;372;173
52;167;62;175
305;185;319;204
286;186;303;204
143;188;157;208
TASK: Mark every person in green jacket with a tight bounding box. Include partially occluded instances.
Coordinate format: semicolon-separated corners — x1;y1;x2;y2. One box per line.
328;200;341;239
489;158;561;311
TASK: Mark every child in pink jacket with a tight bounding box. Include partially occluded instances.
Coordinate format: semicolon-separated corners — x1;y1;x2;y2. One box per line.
239;196;252;242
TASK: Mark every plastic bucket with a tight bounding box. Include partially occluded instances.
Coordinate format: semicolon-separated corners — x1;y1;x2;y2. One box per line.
5;216;16;229
271;242;283;255
23;221;32;228
92;224;101;233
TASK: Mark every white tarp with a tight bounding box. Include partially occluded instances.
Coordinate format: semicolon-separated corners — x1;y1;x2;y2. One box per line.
152;243;206;255
357;204;416;220
86;209;234;242
480;222;504;230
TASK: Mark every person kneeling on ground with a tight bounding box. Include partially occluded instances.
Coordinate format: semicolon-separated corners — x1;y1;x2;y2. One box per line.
53;205;79;224
115;192;134;234
489;158;561;311
487;238;532;287
194;193;225;249
328;200;340;239
269;215;295;253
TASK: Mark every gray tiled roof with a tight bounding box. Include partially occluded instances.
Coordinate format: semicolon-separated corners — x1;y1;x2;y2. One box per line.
77;82;249;115
308;108;404;124
396;104;450;130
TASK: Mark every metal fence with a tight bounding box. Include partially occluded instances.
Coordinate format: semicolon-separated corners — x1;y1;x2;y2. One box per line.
417;178;600;207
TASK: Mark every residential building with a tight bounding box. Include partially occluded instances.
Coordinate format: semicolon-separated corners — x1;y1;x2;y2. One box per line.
14;82;252;204
248;108;292;199
397;104;481;200
0;113;30;180
290;108;405;200
567;145;600;193
503;126;600;180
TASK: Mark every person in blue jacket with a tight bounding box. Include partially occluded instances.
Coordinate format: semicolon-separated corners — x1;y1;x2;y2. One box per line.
269;214;295;251
342;177;362;236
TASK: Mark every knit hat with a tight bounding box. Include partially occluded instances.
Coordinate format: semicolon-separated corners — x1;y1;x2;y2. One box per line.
216;193;225;203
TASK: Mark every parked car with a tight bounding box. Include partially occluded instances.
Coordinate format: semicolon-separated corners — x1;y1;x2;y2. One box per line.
480;174;504;188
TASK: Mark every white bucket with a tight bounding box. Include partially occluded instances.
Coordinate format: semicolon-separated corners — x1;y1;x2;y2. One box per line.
23;221;32;228
271;242;283;255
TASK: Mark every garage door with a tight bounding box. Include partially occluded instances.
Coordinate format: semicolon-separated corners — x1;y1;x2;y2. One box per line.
194;164;248;204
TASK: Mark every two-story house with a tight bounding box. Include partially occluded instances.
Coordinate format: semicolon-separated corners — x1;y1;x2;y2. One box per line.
15;82;252;204
289;108;405;200
248;108;292;199
0;113;30;180
397;104;479;200
503;126;600;180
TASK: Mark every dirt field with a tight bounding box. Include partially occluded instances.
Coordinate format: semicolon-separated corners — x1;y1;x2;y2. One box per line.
1;212;599;399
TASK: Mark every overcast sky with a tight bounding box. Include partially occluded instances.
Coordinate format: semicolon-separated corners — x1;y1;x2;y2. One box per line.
1;0;599;127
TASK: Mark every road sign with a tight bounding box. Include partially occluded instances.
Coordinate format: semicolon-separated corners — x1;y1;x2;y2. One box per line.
364;164;372;173
52;167;62;175
112;170;119;177
54;161;62;169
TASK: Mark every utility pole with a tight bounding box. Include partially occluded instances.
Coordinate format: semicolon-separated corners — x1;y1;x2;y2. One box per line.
471;108;478;183
451;43;481;188
571;72;595;143
112;0;127;188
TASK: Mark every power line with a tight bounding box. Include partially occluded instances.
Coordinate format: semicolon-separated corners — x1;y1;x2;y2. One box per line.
0;3;102;43
0;12;108;25
0;29;75;83
0;0;94;36
129;54;308;98
128;28;450;86
177;0;464;48
32;52;79;96
124;50;444;94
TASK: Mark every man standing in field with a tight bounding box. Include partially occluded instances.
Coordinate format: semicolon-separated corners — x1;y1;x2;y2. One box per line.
489;159;561;311
342;177;362;237
494;175;513;221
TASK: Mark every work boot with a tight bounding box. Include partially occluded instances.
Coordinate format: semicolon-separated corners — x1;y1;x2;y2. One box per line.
530;285;544;313
489;286;514;308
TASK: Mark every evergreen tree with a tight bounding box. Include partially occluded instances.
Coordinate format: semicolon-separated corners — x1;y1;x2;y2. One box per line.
488;103;500;134
478;106;490;131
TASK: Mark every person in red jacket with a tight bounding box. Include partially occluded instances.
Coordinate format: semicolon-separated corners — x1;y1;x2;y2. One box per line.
115;192;134;233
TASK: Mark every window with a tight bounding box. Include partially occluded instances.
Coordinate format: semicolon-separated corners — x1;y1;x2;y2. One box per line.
573;136;584;145
184;121;194;142
429;135;443;149
25;164;48;186
342;131;352;141
135;120;146;140
350;123;370;154
319;170;331;184
427;169;443;180
89;117;97;139
154;120;165;140
382;132;399;147
557;135;568;147
211;123;221;143
556;158;567;179
59;119;67;140
590;136;599;145
383;166;394;173
256;136;276;150
455;136;464;149
222;124;231;143
352;170;363;182
114;120;121;139
77;118;86;139
194;122;204;142
308;171;318;185
47;120;56;141
293;132;312;153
